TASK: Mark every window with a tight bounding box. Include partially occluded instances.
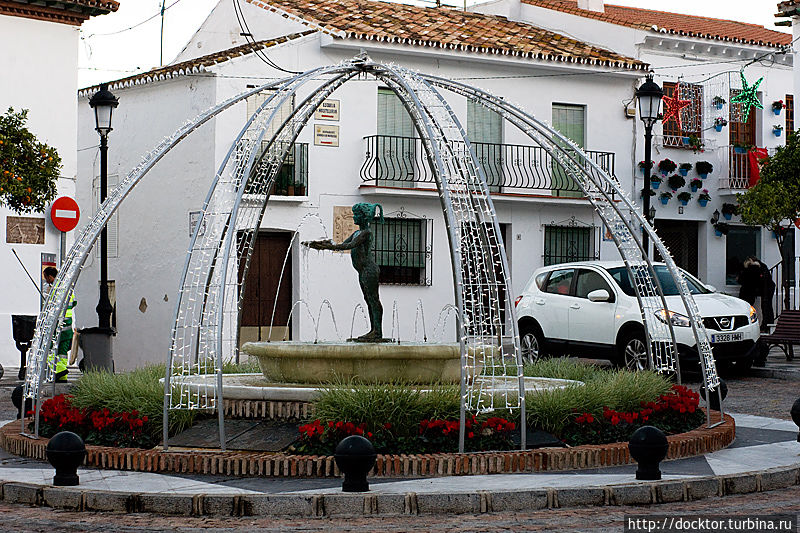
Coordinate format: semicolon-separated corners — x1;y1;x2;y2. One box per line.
551;103;585;198
725;226;761;285
373;216;431;285
544;269;574;295
607;266;709;297
575;269;613;300
787;94;794;133
534;271;548;290
468;100;504;190
377;88;416;187
661;82;702;148
543;224;597;266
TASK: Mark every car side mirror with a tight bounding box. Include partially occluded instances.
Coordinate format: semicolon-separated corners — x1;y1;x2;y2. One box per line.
587;289;611;302
705;284;717;292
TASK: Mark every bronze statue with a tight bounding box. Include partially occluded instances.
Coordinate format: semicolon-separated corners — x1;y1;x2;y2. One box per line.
303;203;387;342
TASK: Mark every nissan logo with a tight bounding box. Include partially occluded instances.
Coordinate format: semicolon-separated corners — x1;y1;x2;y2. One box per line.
719;317;731;329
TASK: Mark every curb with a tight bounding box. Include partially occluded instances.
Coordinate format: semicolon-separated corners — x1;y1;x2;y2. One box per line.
751;367;800;381
0;414;735;478
1;463;798;516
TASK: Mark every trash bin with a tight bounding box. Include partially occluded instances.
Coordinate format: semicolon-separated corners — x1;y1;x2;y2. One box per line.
77;327;115;372
11;315;37;380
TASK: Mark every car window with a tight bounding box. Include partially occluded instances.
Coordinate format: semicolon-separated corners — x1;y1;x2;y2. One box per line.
534;272;548;290
544;269;574;295
575;269;613;299
606;266;710;296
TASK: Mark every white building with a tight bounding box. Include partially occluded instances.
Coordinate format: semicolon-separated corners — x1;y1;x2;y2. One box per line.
0;0;118;371
474;0;795;294
77;0;649;369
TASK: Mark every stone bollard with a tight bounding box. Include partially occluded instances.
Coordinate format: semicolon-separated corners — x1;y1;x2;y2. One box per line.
628;426;669;480
791;398;800;443
699;379;728;412
46;431;86;486
334;435;377;492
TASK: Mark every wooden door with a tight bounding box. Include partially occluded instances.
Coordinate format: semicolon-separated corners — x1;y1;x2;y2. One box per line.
239;232;292;342
729;90;757;183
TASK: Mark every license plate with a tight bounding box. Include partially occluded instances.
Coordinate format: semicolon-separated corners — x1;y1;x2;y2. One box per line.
711;332;742;343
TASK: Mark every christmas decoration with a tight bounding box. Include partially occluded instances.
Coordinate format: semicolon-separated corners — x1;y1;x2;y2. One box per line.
661;83;691;128
730;72;763;121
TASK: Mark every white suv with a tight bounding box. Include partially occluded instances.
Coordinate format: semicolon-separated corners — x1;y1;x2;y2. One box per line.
514;261;760;371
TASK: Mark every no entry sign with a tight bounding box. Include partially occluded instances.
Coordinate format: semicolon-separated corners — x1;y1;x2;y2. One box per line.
50;196;80;232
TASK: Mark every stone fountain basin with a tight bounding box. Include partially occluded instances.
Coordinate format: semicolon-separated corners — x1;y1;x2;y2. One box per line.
241;341;490;385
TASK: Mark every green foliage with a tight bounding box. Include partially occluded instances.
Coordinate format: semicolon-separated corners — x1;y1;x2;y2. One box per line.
660;191;672;200
657;158;676;173
738;131;800;248
677;191;692;202
721;203;739;216
0;108;61;213
668;174;686;189
695;161;713;174
70;365;197;438
312;380;460;438
523;357;609;383
679;163;693;171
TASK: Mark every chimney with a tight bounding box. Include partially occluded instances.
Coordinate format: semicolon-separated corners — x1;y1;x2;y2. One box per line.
577;0;604;13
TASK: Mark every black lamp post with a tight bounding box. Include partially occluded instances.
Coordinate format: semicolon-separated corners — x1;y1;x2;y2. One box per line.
88;84;118;330
635;74;663;258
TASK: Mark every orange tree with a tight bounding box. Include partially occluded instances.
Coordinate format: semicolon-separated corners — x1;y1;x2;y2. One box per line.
0;108;61;213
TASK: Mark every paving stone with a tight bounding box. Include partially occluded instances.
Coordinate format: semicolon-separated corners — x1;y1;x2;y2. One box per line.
722;473;758;494
42;486;83;510
556;487;605;507
3;483;42;505
760;466;800;491
202;494;237;516
655;481;685;503
609;484;653;505
138;493;194;516
83;490;134;512
685;478;719;500
490;490;548;511
415;493;480;514
374;493;406;515
243;494;315;516
324;493;368;516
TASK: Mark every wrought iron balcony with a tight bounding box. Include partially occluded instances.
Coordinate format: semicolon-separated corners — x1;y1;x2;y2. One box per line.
718;146;776;191
360;135;616;196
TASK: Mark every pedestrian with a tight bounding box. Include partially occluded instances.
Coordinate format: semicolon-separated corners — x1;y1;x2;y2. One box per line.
736;257;761;306
757;258;776;332
42;267;75;383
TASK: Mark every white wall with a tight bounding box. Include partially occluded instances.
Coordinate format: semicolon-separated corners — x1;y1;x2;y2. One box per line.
0;15;80;369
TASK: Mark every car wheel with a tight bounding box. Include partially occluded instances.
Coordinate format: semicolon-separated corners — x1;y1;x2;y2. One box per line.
620;330;649;371
519;325;544;365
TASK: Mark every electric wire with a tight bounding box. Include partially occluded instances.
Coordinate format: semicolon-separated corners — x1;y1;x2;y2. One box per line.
232;0;300;74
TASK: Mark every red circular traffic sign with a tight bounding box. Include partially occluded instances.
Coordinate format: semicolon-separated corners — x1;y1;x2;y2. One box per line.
50;196;80;232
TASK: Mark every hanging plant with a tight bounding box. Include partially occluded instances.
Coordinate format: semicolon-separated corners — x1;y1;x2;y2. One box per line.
698;189;711;207
714;117;728;132
713;222;730;236
677;191;692;205
667;174;686;191
687;134;705;154
721;202;739;219
733;142;751;154
678;163;692;176
0;108;61;214
695;161;713;178
712;96;726;109
657;158;677;175
690;178;703;192
659;191;672;204
773;124;784;137
637;160;654;173
772;100;785;114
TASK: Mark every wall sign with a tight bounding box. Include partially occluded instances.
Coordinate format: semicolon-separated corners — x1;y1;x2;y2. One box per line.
6;216;45;244
314;99;340;121
314;124;340;147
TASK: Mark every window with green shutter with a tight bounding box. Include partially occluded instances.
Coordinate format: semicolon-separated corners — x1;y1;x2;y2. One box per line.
551;103;586;198
468;100;503;190
377;88;416;187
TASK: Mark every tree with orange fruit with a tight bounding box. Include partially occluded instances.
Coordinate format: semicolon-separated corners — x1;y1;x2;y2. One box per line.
0;108;60;213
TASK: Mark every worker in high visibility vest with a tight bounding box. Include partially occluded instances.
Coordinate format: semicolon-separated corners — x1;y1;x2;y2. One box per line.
43;267;74;383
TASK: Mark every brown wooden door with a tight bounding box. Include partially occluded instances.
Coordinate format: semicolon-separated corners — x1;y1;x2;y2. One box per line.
239;232;292;341
729;89;757;183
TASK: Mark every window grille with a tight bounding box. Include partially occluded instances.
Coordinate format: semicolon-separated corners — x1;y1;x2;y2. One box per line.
662;82;703;148
373;210;432;285
787;94;794;133
543;219;599;266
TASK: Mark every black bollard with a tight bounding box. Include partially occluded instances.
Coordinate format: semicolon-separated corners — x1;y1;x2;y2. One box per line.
791;398;800;443
46;431;86;486
628;426;669;480
334;435;377;492
699;379;728;411
10;385;32;420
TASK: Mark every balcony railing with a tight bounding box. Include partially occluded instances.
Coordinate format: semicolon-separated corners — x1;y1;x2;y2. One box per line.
257;142;308;196
360;135;616;196
718;146;777;191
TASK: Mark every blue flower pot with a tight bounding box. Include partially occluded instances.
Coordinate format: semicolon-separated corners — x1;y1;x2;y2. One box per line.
723;213;732;220
734;147;747;154
679;199;689;206
774;108;781;116
715;103;724;110
691;185;699;193
660;170;669;177
699;173;708;179
651;180;661;189
682;137;691;146
698;198;708;207
715;125;723;132
660;197;670;205
679;168;689;176
774;129;782;137
715;230;723;237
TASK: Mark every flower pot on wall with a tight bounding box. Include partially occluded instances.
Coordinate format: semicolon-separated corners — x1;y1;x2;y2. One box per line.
723;212;732;220
660;197;669;205
698;198;709;207
715;124;723;132
774;108;782;116
774;129;783;137
715;229;723;237
699;173;708;179
734;147;747;154
679;169;688;176
691;185;699;193
651;180;661;189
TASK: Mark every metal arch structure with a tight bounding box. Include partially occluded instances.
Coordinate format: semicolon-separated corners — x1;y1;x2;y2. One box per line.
25;58;723;450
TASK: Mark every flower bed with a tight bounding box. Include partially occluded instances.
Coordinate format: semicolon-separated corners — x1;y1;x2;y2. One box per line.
32;394;155;448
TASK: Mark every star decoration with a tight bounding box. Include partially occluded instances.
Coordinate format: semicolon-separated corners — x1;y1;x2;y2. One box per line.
730;72;764;122
661;83;692;129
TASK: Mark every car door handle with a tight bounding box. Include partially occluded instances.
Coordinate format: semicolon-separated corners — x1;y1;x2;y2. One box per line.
534;298;545;305
570;303;581;309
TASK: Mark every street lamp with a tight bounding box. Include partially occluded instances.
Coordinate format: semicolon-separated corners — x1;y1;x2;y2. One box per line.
88;84;118;330
635;74;663;257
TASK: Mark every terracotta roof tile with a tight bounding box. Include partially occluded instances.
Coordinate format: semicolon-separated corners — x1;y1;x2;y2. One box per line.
249;0;646;70
523;1;791;48
1;0;118;25
78;31;315;96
